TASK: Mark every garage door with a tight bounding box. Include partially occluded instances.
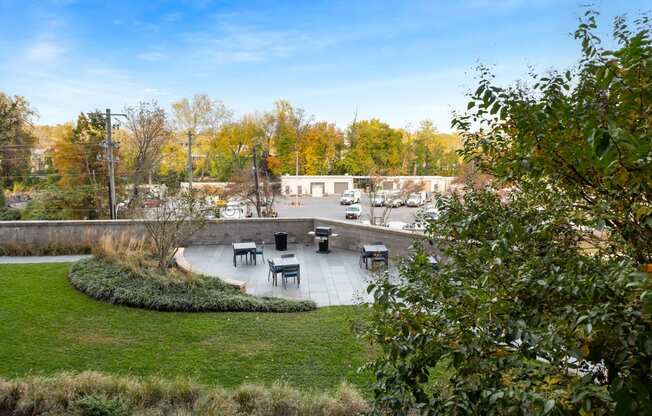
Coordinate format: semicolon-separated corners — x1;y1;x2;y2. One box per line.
382;181;395;190
334;182;349;194
311;182;325;197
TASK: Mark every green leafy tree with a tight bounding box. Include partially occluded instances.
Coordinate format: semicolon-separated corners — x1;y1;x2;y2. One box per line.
340;119;404;175
408;120;461;176
454;11;652;263
49;112;108;219
268;100;309;175
364;11;652;415
0;92;36;188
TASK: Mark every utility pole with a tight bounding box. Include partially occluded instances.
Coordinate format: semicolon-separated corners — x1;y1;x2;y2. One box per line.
105;108;117;220
187;130;193;190
99;109;126;220
252;145;261;217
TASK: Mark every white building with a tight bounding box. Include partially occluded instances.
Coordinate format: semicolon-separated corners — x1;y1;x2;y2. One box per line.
280;175;354;197
280;175;456;197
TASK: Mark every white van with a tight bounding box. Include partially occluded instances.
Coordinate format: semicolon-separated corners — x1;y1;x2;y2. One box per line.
406;191;428;207
340;189;362;205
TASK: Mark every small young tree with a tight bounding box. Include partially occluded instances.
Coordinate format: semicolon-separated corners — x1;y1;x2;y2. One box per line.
367;176;424;225
144;188;210;272
224;167;280;217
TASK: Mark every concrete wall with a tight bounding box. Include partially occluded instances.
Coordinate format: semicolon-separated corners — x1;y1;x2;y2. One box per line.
0;218;314;251
190;218;314;245
0;218;437;258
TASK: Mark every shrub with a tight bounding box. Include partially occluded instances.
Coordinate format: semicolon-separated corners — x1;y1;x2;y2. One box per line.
69;257;317;313
0;208;21;221
73;394;130;416
0;241;91;256
0;372;370;416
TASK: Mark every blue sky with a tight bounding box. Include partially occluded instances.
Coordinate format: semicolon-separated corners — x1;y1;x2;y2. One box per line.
0;0;649;131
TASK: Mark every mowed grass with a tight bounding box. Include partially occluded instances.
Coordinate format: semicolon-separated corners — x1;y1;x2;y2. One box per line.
0;263;373;391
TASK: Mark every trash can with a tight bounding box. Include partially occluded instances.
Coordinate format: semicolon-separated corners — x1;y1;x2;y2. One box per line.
274;232;288;251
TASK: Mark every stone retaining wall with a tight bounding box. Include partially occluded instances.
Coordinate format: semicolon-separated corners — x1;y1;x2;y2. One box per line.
0;218;437;258
313;218;436;258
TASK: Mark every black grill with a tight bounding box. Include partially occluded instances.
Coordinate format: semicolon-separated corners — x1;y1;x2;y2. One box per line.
315;226;332;237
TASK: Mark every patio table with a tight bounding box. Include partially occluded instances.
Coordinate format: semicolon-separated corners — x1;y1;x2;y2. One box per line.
271;256;300;270
270;256;301;286
232;242;257;267
362;244;389;269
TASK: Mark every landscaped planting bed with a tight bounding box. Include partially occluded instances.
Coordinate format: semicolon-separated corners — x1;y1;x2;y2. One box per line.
70;256;316;312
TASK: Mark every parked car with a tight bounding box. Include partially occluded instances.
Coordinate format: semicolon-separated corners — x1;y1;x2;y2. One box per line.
345;204;362;219
424;206;440;220
406;191;428;207
340;189;362;205
385;221;409;230
371;193;386;207
406;222;427;232
384;191;404;208
143;197;161;208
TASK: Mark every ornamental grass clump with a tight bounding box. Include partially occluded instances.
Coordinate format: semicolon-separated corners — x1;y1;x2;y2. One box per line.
0;372;370;416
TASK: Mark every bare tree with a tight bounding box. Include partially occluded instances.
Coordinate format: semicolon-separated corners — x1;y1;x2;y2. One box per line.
123;101;169;203
144;188;210;272
224;167;280;217
367;176;425;226
171;94;234;180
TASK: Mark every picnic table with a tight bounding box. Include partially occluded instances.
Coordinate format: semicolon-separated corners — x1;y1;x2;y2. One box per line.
362;244;389;269
232;242;257;267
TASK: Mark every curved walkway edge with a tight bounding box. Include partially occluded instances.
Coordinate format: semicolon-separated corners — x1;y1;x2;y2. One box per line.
174;247;247;293
0;255;91;264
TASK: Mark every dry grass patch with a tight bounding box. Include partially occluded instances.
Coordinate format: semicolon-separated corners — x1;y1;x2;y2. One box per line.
0;372;370;416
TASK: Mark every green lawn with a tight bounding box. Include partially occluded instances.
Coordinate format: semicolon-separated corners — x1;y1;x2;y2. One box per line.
0;263;372;391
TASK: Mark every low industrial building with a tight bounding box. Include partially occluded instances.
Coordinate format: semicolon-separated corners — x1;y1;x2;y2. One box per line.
280;175;456;197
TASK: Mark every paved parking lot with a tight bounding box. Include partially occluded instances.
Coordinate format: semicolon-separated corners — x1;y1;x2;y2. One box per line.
274;195;420;224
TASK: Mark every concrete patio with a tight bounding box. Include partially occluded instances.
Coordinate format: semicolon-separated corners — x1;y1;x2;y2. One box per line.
183;243;386;307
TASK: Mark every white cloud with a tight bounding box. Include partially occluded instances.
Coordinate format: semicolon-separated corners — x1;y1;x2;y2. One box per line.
24;40;65;63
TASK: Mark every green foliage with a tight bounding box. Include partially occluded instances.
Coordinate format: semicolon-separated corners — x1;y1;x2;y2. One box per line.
366;11;652;415
21;184;105;220
0;92;36;188
0;372;370;416
73;394;130;416
0;208;21;220
409;120;461;176
339;119;405;175
69;257;317;312
366;188;652;414
453;11;652;262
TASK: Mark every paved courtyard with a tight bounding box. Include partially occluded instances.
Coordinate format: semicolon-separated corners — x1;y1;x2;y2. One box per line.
183;243;388;307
